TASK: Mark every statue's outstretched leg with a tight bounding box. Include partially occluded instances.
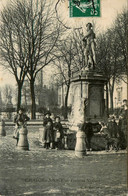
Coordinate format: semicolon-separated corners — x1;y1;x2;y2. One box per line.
91;42;96;67
88;51;94;70
85;51;88;67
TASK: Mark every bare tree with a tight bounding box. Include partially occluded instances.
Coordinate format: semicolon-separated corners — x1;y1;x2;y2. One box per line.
72;29;85;72
53;36;75;119
108;10;128;111
0;0;28;111
96;9;128;112
114;9;127;74
0;0;63;118
24;0;63;118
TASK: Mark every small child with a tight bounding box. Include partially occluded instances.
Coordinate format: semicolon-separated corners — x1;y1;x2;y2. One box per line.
53;116;64;150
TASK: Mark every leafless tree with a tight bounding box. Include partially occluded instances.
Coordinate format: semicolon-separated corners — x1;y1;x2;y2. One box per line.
0;0;28;111
113;9;127;74
72;29;85;72
96;9;128;112
53;35;75;119
0;0;63;118
24;0;63;118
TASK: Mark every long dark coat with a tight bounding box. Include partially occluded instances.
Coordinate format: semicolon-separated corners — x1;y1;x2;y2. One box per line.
43;117;53;143
81;122;93;138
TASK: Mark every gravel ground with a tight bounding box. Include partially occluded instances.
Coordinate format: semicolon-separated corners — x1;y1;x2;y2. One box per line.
0;127;127;196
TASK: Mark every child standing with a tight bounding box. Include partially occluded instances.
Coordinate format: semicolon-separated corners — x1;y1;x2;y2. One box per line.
53;116;64;150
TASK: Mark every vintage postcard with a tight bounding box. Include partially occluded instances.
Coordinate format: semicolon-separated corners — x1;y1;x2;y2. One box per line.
0;0;127;195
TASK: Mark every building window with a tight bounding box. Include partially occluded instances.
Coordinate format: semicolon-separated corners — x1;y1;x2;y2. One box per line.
117;89;122;102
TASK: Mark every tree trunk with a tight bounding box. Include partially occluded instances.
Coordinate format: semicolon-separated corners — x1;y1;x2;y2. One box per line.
30;79;36;119
110;90;113;112
64;84;70;119
109;80;115;113
17;83;23;112
106;83;109;117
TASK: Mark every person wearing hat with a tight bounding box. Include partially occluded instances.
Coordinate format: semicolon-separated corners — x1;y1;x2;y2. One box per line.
53;116;64;150
81;118;94;151
13;108;30;145
106;116;119;151
43;111;54;149
83;22;96;69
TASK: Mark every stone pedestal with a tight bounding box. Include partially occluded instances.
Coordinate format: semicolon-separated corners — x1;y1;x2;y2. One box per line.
17;127;29;150
69;70;107;130
75;131;86;158
0;120;6;136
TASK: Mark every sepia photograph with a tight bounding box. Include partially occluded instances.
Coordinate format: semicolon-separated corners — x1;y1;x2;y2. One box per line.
0;0;127;195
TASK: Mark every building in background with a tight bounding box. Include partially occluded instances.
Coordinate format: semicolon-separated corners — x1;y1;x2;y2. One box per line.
112;75;127;109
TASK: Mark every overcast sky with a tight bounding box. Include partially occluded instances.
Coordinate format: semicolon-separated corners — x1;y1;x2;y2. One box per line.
0;0;127;87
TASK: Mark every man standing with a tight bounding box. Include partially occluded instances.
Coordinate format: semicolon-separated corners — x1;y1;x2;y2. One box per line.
81;118;93;151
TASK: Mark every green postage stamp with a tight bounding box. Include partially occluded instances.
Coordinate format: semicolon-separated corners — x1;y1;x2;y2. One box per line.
69;0;100;17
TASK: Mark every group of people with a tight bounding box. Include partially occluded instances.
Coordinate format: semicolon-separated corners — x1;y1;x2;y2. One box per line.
13;109;64;150
80;113;127;152
13;103;127;152
42;111;64;150
99;114;127;152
